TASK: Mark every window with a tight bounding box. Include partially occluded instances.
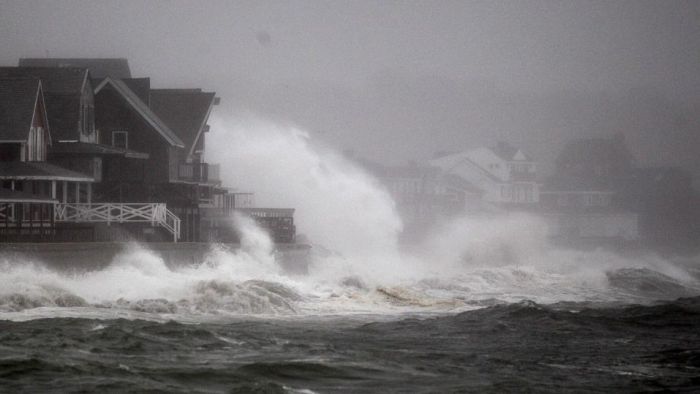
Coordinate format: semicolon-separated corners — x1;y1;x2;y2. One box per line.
112;131;128;149
83;104;95;139
26;127;45;161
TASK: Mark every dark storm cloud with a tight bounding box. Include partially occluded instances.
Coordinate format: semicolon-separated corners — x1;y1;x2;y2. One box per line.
1;0;699;179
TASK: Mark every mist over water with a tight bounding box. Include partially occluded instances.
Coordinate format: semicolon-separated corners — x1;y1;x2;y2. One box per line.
1;117;699;320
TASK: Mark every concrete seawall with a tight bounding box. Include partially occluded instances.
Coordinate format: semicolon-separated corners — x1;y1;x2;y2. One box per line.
0;242;312;274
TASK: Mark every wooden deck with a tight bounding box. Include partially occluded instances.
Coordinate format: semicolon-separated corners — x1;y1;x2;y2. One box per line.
54;203;181;242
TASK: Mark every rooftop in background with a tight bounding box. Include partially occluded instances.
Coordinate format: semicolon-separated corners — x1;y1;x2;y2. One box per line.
490;141;532;162
19;58;131;79
0;78;42;141
0;67;87;94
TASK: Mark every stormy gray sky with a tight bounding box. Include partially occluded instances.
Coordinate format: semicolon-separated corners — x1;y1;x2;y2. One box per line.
2;0;699;179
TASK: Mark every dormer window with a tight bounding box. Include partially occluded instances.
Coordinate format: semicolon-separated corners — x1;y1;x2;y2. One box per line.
112;131;128;150
83;102;95;137
26;127;46;162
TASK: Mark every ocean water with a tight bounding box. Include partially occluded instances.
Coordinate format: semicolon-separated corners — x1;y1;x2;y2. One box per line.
1;239;699;393
2;120;699;392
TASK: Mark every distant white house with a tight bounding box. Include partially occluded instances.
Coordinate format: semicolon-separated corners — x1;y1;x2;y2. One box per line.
430;141;539;206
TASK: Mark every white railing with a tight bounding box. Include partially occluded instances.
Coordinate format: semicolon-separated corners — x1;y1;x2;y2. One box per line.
54;203;181;242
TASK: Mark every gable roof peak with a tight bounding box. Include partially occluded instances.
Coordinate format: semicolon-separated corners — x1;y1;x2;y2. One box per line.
0;78;46;142
95;77;184;148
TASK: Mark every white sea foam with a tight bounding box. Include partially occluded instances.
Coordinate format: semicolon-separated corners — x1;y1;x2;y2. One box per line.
0;116;698;320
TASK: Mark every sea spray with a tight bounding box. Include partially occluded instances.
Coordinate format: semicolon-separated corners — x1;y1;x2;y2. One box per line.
203;115;700;305
206;115;405;283
1;117;699;317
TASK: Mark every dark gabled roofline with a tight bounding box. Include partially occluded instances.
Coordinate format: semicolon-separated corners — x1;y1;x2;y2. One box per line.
94;77;185;148
149;89;216;158
32;80;52;146
188;97;215;158
0;78;51;144
452;154;502;182
79;69;91;97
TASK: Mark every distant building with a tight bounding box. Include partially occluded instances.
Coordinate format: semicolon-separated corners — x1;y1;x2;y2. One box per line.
430;141;539;207
541;135;639;244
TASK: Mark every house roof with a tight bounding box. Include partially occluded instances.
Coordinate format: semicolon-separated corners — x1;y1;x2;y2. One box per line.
0;161;94;182
121;78;151;104
0;67;88;94
149;89;216;156
431;151;503;183
50;142;149;159
0;67;90;141
19;58;131;79
95;78;185;148
0;78;42;141
43;94;80;141
490;141;532;161
0;187;57;203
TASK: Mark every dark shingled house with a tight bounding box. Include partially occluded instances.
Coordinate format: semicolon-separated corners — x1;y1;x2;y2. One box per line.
0;78;95;241
1;58;296;244
0;67;95;143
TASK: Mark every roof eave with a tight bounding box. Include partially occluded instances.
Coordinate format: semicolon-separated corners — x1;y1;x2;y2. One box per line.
0;175;94;182
94;77;185;148
187;96;216;158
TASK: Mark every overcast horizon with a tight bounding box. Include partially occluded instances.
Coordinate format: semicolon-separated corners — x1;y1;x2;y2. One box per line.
2;0;699;182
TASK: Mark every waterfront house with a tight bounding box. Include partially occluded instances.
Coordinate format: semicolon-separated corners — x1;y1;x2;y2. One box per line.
1;58;296;244
0;78;95;241
430;141;539;208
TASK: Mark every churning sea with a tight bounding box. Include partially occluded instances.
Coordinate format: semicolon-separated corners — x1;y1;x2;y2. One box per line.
1;241;699;393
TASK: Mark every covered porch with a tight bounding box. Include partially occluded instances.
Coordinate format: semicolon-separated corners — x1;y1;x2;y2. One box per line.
0;161;95;204
0;188;57;241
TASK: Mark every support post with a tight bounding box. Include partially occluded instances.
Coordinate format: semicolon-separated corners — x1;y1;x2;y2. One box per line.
87;183;92;204
51;181;56;199
62;181;67;203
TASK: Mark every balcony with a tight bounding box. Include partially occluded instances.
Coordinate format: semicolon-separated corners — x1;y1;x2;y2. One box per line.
177;162;220;184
